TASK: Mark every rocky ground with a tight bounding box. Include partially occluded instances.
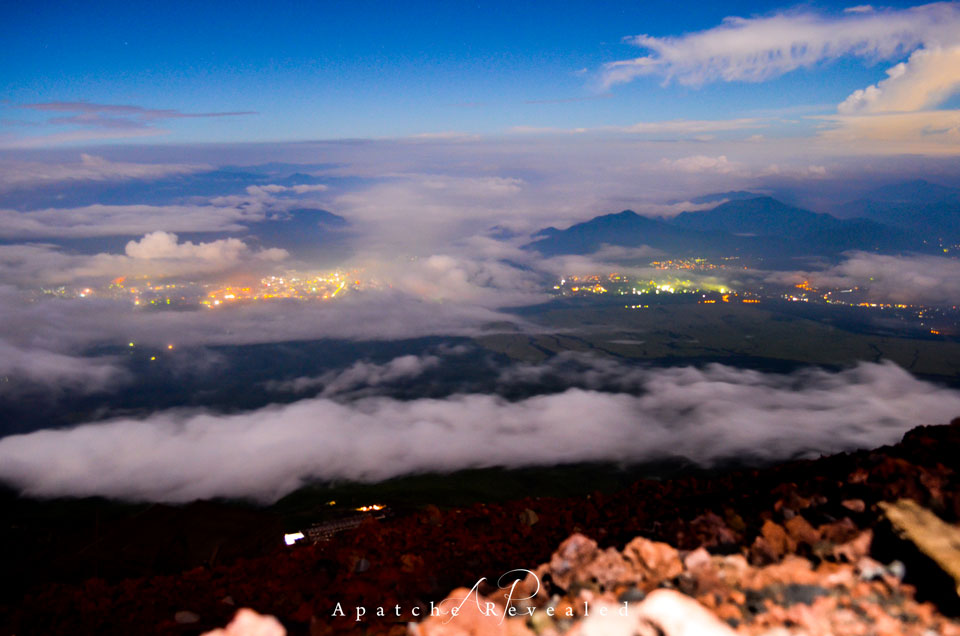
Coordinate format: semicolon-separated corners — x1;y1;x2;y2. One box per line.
412;523;958;635
4;419;960;635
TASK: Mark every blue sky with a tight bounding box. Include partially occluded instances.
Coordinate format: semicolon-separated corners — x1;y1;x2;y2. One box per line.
4;0;956;144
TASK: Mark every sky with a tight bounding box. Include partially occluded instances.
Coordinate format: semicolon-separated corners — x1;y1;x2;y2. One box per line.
4;0;960;145
2;2;960;502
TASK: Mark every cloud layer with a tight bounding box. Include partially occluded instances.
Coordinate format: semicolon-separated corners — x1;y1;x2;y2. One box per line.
0;154;210;191
0;360;955;502
783;252;960;305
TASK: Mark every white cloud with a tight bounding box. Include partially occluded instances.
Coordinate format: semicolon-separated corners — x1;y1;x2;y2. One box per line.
123;231;285;263
0;154;210;190
599;2;960;154
0;232;287;285
245;183;328;197
838;46;960;114
779;252;960;305
510;118;767;137
0;339;125;395
816;109;960;154
268;354;442;395
333;174;526;251
660;155;739;174
372;253;548;307
758;163;828;178
0;360;955;502
602;3;960;88
623;118;766;134
0;202;266;239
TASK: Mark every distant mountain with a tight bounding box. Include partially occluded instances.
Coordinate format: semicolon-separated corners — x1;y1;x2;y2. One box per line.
485;225;524;240
524;209;775;259
274;173;329;187
856;179;960;206
525;196;928;262
671;197;918;252
246;208;349;258
672;197;815;235
839;180;960;242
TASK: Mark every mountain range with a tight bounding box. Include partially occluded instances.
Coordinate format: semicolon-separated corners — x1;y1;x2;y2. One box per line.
838;180;960;242
525;187;948;264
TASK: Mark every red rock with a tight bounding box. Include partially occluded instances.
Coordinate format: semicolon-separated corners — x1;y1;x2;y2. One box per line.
749;536;778;566
518;509;539;526
175;610;201;624
832;530;872;563
745;556;818;588
401;554;425;574
848;468;870;484
690;512;739;547
682;547;711;572
784;516;821;546
818;517;859;544
760;520;796;558
549;534;598;583
841;499;866;513
622;536;683;586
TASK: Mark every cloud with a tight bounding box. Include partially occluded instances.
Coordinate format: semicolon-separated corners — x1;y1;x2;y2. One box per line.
655;156;829;180
510;118;768;138
0;360;955;502
245;184;329;197
0;154;210;190
371;253;549;307
660;155;740;174
267;354;442;395
333;174;526;251
0;339;125;395
0;232;287;285
602;3;960;88
623;118;766;134
838;45;960;114
816;109;960;154
0;202;266;240
0;127;170;148
779;252;960;305
122;230;286;264
598;2;960;154
0;282;522;357
20;101;256;129
3;101;256;146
